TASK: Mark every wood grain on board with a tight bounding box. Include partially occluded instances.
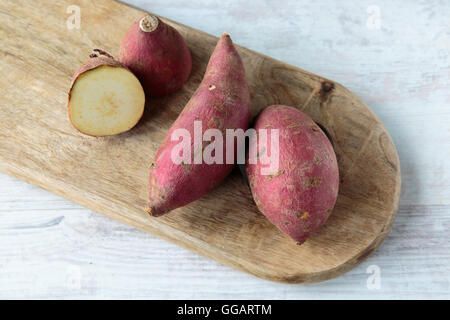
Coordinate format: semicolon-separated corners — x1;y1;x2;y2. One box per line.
0;0;401;283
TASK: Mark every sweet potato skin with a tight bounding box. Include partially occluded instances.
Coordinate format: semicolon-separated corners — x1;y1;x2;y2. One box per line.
146;34;250;216
68;52;124;96
119;15;192;97
246;105;339;244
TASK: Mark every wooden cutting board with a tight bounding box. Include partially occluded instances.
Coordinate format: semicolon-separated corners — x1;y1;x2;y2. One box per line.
0;0;401;283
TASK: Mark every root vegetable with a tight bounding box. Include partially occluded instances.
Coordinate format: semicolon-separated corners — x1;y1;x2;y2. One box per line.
146;33;250;216
119;14;192;97
246;105;339;244
68;50;145;137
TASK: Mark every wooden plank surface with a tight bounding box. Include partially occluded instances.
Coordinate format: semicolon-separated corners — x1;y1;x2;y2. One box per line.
0;0;401;283
0;0;448;299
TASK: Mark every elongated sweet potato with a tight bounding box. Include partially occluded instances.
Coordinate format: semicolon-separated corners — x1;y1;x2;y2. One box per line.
119;14;192;97
68;50;145;137
146;33;250;216
246;105;339;244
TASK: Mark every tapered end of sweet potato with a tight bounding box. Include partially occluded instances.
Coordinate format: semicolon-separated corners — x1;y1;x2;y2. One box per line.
212;32;239;61
220;32;232;44
145;203;168;217
139;14;159;33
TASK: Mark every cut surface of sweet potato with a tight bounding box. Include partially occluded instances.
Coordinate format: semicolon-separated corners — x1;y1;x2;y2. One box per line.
69;65;145;136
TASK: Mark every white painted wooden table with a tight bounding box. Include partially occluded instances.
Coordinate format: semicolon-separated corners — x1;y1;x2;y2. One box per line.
1;0;449;299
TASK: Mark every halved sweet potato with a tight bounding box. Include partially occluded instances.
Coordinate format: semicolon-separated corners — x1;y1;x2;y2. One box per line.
68;50;145;137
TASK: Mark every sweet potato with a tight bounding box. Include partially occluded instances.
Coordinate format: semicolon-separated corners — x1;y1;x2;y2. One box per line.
68;50;145;137
146;33;250;216
246;105;339;244
119;14;192;97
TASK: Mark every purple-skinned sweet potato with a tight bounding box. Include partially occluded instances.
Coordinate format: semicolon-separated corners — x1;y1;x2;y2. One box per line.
146;33;250;216
246;105;339;244
119;14;192;97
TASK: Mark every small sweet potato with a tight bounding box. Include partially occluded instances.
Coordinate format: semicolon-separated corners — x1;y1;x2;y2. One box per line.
119;14;192;97
68;50;145;137
246;105;339;244
146;33;250;216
